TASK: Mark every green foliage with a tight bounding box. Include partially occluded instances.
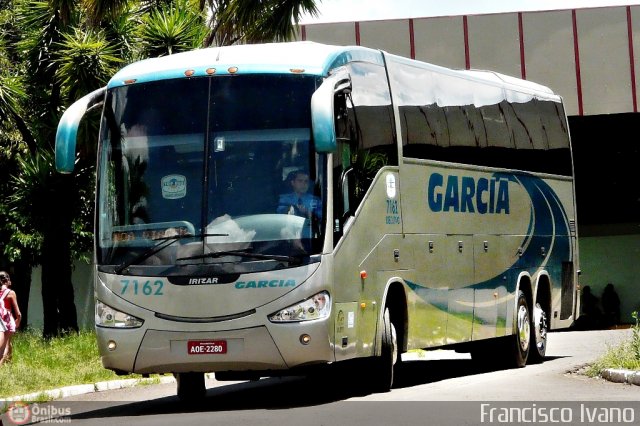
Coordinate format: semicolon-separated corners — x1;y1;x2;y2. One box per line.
586;312;640;377
0;74;25;123
7;148;94;263
632;311;640;361
138;0;206;57
352;149;388;198
55;28;123;100
220;0;319;44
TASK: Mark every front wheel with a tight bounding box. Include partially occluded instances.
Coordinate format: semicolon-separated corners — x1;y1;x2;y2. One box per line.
510;290;531;368
371;307;398;392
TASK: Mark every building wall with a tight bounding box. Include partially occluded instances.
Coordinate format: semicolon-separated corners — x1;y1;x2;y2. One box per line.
301;5;640;117
578;234;640;323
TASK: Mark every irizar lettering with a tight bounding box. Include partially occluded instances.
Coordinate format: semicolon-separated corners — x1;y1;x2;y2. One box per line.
235;280;296;289
428;173;510;214
189;277;219;285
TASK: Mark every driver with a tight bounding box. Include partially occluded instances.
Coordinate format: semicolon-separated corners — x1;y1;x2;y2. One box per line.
276;170;322;221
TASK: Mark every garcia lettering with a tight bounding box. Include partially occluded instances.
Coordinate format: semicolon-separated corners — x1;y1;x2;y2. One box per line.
427;173;510;214
235;279;296;289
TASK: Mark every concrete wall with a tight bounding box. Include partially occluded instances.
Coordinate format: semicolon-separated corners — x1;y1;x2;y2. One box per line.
28;260;95;330
301;5;640;117
578;234;640;323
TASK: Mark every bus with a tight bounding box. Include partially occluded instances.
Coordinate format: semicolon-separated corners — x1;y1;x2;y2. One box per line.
55;41;580;399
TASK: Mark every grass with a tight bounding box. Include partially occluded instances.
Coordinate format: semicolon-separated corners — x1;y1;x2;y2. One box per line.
584;312;640;377
0;328;142;399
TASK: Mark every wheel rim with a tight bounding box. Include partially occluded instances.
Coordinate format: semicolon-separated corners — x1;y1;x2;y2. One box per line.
533;303;548;353
390;322;398;366
517;304;530;352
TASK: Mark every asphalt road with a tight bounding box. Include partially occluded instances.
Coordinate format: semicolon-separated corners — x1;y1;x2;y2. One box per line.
3;328;640;425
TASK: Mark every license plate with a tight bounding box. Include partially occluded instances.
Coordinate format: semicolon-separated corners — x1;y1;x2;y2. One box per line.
187;340;227;355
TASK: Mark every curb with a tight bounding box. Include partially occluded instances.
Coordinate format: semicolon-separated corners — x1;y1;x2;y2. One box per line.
601;369;640;386
5;375;178;403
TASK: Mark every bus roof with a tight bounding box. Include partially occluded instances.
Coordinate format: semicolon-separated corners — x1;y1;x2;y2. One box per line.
107;42;384;88
107;41;559;100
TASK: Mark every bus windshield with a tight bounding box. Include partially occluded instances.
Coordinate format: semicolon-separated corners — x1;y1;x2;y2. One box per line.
97;74;325;275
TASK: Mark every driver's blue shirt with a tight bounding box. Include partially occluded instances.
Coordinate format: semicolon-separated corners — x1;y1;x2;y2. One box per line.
277;192;322;220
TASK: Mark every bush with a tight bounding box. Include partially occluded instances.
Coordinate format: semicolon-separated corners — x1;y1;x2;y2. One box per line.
586;311;640;377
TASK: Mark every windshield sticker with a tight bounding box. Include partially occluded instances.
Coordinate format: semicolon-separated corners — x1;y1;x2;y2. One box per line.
235;280;296;289
161;174;187;199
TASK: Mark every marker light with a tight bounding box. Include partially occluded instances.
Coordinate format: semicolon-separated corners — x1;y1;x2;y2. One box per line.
206;68;216;75
299;334;311;345
290;68;305;73
95;300;143;328
268;291;331;323
123;79;137;85
228;66;238;74
184;69;195;77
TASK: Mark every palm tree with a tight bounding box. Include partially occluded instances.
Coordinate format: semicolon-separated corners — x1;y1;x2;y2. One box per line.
213;0;318;45
4;0;123;336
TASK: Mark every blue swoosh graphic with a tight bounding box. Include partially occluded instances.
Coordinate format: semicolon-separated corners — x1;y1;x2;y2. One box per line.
407;172;571;298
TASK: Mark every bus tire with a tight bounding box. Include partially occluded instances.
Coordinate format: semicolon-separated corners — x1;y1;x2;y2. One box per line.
176;372;206;401
510;290;531;368
371;307;397;392
528;301;548;363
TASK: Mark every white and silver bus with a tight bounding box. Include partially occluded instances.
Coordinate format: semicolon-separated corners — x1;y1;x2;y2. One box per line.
56;41;580;399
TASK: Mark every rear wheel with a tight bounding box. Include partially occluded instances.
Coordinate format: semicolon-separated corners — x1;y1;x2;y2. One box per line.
175;372;206;401
528;301;548;363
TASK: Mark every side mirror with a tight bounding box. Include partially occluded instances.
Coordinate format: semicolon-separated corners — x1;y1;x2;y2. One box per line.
311;70;351;153
55;87;106;173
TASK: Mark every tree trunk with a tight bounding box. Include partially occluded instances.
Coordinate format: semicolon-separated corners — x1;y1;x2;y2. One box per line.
41;174;79;338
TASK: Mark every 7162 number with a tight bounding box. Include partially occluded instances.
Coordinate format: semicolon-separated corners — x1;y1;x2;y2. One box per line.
120;279;164;296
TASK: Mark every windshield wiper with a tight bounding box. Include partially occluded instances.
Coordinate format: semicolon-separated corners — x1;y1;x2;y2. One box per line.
114;233;229;274
176;250;302;264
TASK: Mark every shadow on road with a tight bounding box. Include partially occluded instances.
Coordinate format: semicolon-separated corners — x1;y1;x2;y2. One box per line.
63;355;567;421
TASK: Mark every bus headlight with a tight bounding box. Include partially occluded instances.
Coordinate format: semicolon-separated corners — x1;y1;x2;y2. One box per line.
95;300;144;328
268;291;331;322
